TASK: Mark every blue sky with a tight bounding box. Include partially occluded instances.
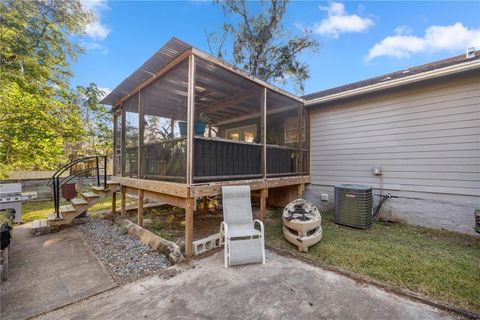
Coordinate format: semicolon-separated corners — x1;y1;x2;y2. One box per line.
73;1;480;96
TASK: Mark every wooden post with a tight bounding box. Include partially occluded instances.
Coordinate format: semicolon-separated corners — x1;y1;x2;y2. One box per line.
261;87;267;179
202;197;208;214
260;188;268;221
111;191;117;215
138;91;144;179
112;114;117;176
186;54;196;185
298;102;303;175
121;108;126;177
306;108;311;175
137;189;144;227
297;183;305;198
121;186;126;216
184;197;195;257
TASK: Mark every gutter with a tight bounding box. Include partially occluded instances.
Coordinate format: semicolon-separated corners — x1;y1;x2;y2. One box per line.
305;59;480;107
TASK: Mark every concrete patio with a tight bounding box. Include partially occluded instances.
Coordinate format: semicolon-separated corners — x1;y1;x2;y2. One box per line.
34;251;457;320
0;223;116;320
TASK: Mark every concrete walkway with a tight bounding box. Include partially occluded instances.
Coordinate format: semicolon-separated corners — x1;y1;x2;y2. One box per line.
0;223;116;320
34;251;458;320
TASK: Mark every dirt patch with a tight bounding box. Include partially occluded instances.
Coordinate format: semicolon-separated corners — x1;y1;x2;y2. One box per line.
125;205;226;246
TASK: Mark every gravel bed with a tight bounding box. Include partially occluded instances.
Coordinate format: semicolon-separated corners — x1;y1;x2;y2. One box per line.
76;218;171;285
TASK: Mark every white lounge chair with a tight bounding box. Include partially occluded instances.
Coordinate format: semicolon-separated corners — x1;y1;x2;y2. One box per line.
220;185;266;268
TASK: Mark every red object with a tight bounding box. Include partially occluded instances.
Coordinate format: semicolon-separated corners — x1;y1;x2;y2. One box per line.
61;183;77;200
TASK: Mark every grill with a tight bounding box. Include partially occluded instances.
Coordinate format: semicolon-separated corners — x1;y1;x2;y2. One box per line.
0;183;37;223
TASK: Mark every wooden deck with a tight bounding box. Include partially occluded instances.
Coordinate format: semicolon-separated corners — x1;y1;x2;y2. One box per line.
111;175;310;257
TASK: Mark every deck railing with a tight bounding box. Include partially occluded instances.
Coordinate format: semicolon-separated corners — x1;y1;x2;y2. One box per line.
194;137;262;182
266;145;300;176
123;137;306;183
143;138;186;181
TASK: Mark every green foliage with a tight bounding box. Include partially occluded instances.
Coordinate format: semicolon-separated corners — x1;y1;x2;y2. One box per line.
266;210;480;312
208;0;319;92
69;83;113;158
0;81;84;177
0;0;111;178
0;0;92;90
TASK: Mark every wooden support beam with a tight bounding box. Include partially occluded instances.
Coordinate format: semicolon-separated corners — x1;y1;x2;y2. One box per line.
138;90;144;178
112;116;117;175
137;189;144;227
111;191;117;215
120;186;126;216
121;109;126;176
184;197;195;257
192;48;304;104
215;104;297;127
200;87;258;113
298;102;303;176
260;188;268;222
186;53;195;185
261;87;267;179
297;183;305;198
143;190;188;209
112;176;189;198
202;197;208;214
189;175;310;198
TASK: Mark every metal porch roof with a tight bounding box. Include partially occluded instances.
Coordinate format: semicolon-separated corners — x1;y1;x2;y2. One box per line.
101;38;192;106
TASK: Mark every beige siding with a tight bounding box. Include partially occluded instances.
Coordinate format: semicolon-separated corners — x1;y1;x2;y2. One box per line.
309;73;480;200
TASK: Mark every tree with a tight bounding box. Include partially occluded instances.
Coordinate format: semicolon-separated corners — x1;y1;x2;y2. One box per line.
0;0;98;178
0;81;84;177
67;84;113;159
207;0;319;92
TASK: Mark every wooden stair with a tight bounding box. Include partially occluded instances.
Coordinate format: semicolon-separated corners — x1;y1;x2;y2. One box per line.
31;181;120;234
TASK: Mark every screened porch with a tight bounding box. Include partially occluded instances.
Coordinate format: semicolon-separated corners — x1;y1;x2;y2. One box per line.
108;39;309;185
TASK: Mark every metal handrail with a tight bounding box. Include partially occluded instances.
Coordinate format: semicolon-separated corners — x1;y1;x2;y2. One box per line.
58;167;100;186
47;156;107;187
50;156;107;219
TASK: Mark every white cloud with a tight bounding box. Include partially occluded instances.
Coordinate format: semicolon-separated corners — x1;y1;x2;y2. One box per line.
394;25;412;36
98;87;112;99
367;22;480;60
80;0;111;50
82;42;109;54
314;2;374;38
84;21;110;40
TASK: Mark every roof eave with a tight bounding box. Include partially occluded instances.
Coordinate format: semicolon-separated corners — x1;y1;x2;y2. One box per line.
305;59;480;107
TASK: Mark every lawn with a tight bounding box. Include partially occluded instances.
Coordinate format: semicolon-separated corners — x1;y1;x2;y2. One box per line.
22;196;135;222
265;209;480;313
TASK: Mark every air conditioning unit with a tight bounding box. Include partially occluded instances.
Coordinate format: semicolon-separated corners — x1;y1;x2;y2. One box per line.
334;184;373;229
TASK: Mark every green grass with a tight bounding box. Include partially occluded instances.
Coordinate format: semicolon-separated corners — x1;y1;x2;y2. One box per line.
21;196;134;222
22;201;58;222
265;210;480;313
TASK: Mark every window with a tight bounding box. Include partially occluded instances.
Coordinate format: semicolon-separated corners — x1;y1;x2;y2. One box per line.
225;125;257;142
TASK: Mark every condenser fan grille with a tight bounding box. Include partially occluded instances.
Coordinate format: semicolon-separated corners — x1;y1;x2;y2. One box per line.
334;184;373;229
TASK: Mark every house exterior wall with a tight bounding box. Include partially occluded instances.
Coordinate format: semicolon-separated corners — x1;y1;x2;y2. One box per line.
305;72;480;235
